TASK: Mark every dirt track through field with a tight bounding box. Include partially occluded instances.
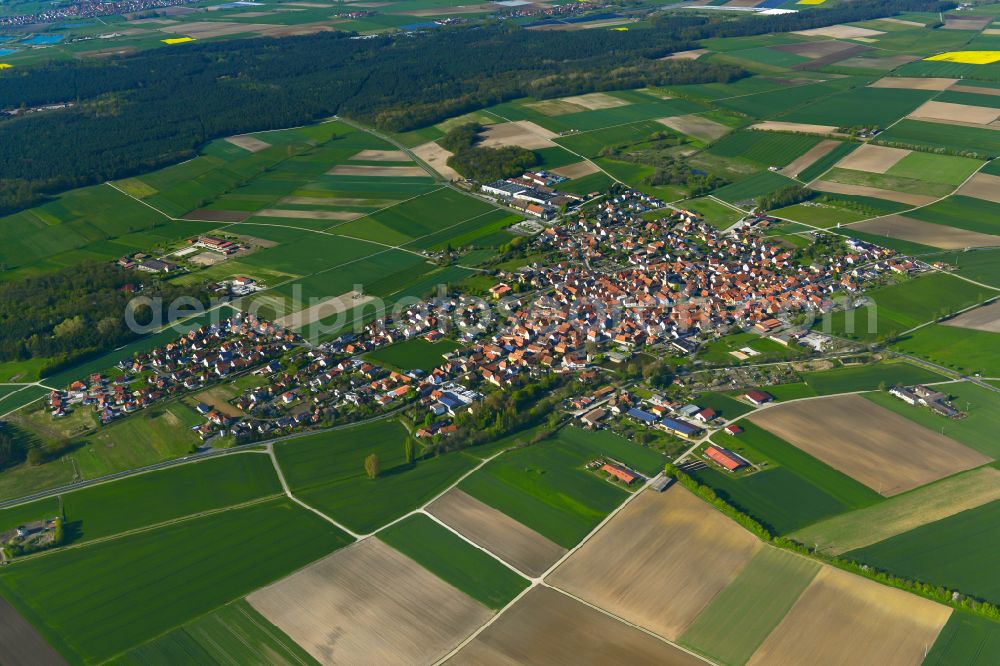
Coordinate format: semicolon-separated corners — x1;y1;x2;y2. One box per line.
750;394;991;496
448;586;706;666
327;165;428;177
943;299;1000;332
248;539;491;666
834;144;909;173
957;172;1000;204
747;566;950;666
547;486;760;640
809;180;936;206
849;214;1000;249
780;140;840;178
870;77;957;91
0;597;67;666
427;489;566;577
910;100;1000;125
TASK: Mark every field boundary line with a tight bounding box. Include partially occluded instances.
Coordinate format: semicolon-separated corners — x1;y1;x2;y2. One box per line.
266;444;362;539
9;494;284;564
417;508;534;580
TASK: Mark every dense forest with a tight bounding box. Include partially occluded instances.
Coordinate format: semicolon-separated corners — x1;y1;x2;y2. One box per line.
0;0;953;212
440;122;539;182
0;263;211;370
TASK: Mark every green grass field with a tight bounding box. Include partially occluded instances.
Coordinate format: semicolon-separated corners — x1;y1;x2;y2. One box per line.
863;383;1000;457
0;499;351;662
818;273;993;341
921;249;1000;289
800;361;945;395
275;419;478;533
797;140;858;182
680;546;819;665
892;325;1000;377
790;466;1000;556
770;201;868;228
0;497;60;536
707;131;822;167
907;196;1000;236
553;120;669;158
676;196;745;228
779;88;935;128
61;453;282;543
692;391;753;419
362;338;460;372
847;499;1000;605
459;438;629;549
120;600;318;666
555;426;667;477
878;120;1000;160
377;514;528;609
925;612;1000;666
712;171;799;205
710;422;882;511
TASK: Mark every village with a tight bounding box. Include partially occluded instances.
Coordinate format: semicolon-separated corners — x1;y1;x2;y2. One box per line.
44;187;917;480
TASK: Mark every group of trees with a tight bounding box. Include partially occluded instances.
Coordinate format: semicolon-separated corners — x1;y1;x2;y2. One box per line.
601;134;728;197
440;122;539;183
0;424;19;470
0;263;212;369
756;185;813;212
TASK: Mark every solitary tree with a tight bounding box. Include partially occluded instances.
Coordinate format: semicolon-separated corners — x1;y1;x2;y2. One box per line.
364;453;380;479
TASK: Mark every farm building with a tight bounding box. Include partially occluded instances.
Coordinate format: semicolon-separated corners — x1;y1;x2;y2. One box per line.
724;424;743;436
659;416;701;439
627;408;659;425
744;390;774;406
705;445;747;472
601;463;638;485
581;408;608;428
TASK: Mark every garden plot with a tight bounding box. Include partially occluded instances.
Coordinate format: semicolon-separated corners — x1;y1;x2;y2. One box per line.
248;538;491;666
749;121;839;135
870;76;957;91
793;25;884;39
809;180;936;206
849;215;1000;249
427;489;566;577
327;165;428;177
750;394;990;497
547;486;760;640
412;142;460;180
833;144;910;174
255;209;362;220
944;299;1000;332
478;121;558;150
350;149;411;162
657;114;730;142
791;466;1000;555
550;161;600;179
747;566;951;666
226;134;271;152
909;100;1000;125
558;93;630;110
780;140;841;178
958;173;1000;204
447;586;706;666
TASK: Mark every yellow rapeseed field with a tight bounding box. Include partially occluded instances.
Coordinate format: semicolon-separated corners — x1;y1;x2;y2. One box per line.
926;51;1000;64
797;0;827;5
161;37;196;45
